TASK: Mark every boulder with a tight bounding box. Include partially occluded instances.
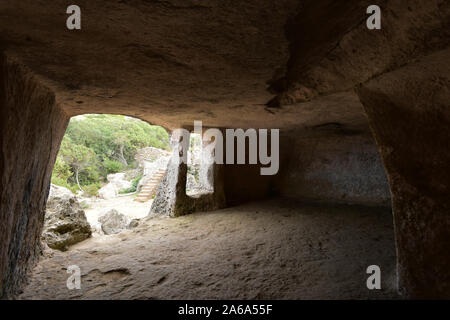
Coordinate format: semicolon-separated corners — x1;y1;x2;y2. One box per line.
127;219;139;229
98;209;129;235
124;168;142;180
49;184;73;198
42;185;92;251
98;173;133;199
107;173;133;190
98;182;118;200
135;146;171;166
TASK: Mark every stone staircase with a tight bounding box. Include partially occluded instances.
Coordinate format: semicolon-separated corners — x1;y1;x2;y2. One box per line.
134;168;166;202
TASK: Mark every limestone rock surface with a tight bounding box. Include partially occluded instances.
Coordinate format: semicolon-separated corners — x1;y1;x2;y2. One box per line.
42;185;92;251
98;209;129;235
98;173;133;199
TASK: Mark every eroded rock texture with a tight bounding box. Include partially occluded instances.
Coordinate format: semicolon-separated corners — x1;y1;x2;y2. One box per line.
276;130;391;206
357;49;450;299
42;185;91;251
98;209;129;235
0;54;68;298
0;0;301;129
271;0;450;106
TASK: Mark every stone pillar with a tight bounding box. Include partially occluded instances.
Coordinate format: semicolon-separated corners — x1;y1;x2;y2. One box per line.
150;128;226;217
0;53;69;298
150;129;190;216
357;49;450;299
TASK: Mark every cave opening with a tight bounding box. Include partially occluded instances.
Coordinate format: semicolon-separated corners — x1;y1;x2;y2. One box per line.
42;113;172;249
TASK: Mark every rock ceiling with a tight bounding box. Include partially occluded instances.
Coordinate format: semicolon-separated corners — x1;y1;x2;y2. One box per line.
1;0;448;130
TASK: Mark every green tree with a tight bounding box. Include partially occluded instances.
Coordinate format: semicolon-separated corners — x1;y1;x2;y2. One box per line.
65;115;170;167
51;114;170;192
52;156;72;182
59;137;97;191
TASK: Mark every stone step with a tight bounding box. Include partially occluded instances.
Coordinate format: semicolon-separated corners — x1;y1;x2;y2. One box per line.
134;170;167;202
139;190;156;194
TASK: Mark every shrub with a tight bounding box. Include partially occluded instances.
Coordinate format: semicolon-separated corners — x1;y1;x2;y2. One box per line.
80;201;90;209
103;159;124;174
119;173;143;194
52;157;72;182
83;183;101;197
51;177;79;193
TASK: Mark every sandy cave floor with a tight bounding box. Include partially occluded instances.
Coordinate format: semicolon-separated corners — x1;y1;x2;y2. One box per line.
19;198;400;300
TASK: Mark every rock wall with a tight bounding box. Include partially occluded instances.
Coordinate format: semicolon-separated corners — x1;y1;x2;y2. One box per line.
223;163;275;206
0;53;68;298
275;130;391;206
221;127;391;207
222;131;282;206
357;49;450;299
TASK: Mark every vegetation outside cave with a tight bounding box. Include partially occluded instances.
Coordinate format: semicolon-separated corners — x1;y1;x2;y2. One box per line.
51;114;170;196
44;114;172;248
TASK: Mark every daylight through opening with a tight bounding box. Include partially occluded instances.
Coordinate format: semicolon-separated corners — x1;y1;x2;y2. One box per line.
44;114;171;247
